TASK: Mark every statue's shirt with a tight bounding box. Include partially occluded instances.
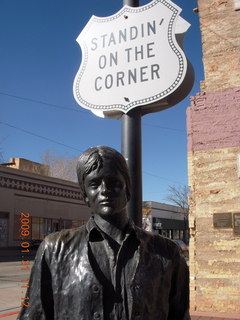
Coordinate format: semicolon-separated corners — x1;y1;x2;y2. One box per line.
88;218;139;319
18;217;190;320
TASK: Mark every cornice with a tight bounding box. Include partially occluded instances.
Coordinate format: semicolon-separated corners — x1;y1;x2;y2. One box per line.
0;175;83;201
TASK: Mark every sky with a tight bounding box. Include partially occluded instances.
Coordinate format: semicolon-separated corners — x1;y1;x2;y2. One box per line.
0;0;203;203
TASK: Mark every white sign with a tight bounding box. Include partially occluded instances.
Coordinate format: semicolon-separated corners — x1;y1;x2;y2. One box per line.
73;0;192;118
154;222;163;229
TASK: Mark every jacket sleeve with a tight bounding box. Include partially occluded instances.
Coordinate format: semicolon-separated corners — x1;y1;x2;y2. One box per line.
167;247;191;320
18;240;54;320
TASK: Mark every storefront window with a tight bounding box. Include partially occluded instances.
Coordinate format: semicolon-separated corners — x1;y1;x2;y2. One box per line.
173;230;180;240
14;216;89;241
63;220;72;229
13;215;21;240
39;218;45;240
161;230;168;237
72;220;86;228
32;217;40;239
179;230;184;240
45;218;52;236
52;219;60;232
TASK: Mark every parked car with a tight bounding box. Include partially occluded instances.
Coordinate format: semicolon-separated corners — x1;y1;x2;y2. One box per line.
173;240;189;260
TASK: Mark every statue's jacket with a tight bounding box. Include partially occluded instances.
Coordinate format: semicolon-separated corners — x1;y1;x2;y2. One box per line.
18;218;190;320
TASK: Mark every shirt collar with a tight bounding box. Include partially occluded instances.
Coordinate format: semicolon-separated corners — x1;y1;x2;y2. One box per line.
86;216;136;242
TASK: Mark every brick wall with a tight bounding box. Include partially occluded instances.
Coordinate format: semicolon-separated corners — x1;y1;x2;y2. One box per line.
188;147;240;313
188;0;240;312
187;87;240;152
187;87;240;314
198;0;240;92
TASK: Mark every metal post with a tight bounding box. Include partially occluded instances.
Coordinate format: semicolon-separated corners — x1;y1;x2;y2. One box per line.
121;0;142;227
123;0;139;5
122;109;142;227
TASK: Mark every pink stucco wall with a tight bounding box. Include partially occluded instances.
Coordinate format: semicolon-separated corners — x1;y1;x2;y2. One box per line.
187;87;240;152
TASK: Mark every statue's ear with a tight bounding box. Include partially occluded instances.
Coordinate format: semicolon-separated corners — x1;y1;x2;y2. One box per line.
85;197;90;207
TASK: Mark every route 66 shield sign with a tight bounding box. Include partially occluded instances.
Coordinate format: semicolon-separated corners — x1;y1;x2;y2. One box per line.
73;0;194;118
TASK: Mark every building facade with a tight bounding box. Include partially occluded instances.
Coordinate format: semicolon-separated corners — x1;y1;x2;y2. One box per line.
187;0;240;316
0;160;188;249
0;159;91;247
142;201;188;241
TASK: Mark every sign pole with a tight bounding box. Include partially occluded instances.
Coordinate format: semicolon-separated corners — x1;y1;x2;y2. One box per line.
73;0;194;228
123;0;139;6
121;0;142;227
122;109;142;227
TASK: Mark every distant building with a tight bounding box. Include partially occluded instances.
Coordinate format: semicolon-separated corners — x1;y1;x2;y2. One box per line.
5;157;50;176
0;159;91;247
142;201;188;242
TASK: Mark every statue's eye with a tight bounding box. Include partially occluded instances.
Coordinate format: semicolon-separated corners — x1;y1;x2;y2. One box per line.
92;163;98;171
89;180;99;188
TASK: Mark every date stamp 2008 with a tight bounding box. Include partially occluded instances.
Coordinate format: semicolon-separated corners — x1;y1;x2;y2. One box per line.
19;212;31;308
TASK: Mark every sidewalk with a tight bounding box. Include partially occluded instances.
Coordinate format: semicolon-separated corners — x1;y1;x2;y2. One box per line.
191;311;240;320
0;311;240;319
192;318;240;320
0;311;19;319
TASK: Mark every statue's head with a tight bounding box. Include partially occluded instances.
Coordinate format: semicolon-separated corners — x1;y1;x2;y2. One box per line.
76;146;131;214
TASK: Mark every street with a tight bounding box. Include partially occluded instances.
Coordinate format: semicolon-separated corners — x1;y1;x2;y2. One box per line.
0;261;31;319
0;248;35;319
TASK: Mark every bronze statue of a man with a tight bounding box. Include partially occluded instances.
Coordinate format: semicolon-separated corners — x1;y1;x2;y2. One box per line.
19;146;190;320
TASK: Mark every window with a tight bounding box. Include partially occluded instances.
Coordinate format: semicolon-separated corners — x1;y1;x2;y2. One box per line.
32;217;40;239
63;220;72;229
173;230;180;240
39;218;45;240
14;214;32;241
52;219;60;232
72;220;86;228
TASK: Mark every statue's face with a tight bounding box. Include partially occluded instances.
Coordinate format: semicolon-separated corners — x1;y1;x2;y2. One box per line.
84;159;128;217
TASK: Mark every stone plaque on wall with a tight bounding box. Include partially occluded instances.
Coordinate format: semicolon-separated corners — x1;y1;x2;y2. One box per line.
213;213;232;228
233;213;240;236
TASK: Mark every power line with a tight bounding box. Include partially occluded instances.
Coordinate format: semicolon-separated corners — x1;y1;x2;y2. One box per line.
143;170;186;185
0;121;83;152
1;120;188;185
0;92;89;114
0;91;188;133
142;123;186;133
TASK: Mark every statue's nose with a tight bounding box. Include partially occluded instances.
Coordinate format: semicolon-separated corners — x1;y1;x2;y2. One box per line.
100;180;111;195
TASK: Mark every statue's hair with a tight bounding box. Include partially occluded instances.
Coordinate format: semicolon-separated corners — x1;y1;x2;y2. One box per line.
76;146;131;201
